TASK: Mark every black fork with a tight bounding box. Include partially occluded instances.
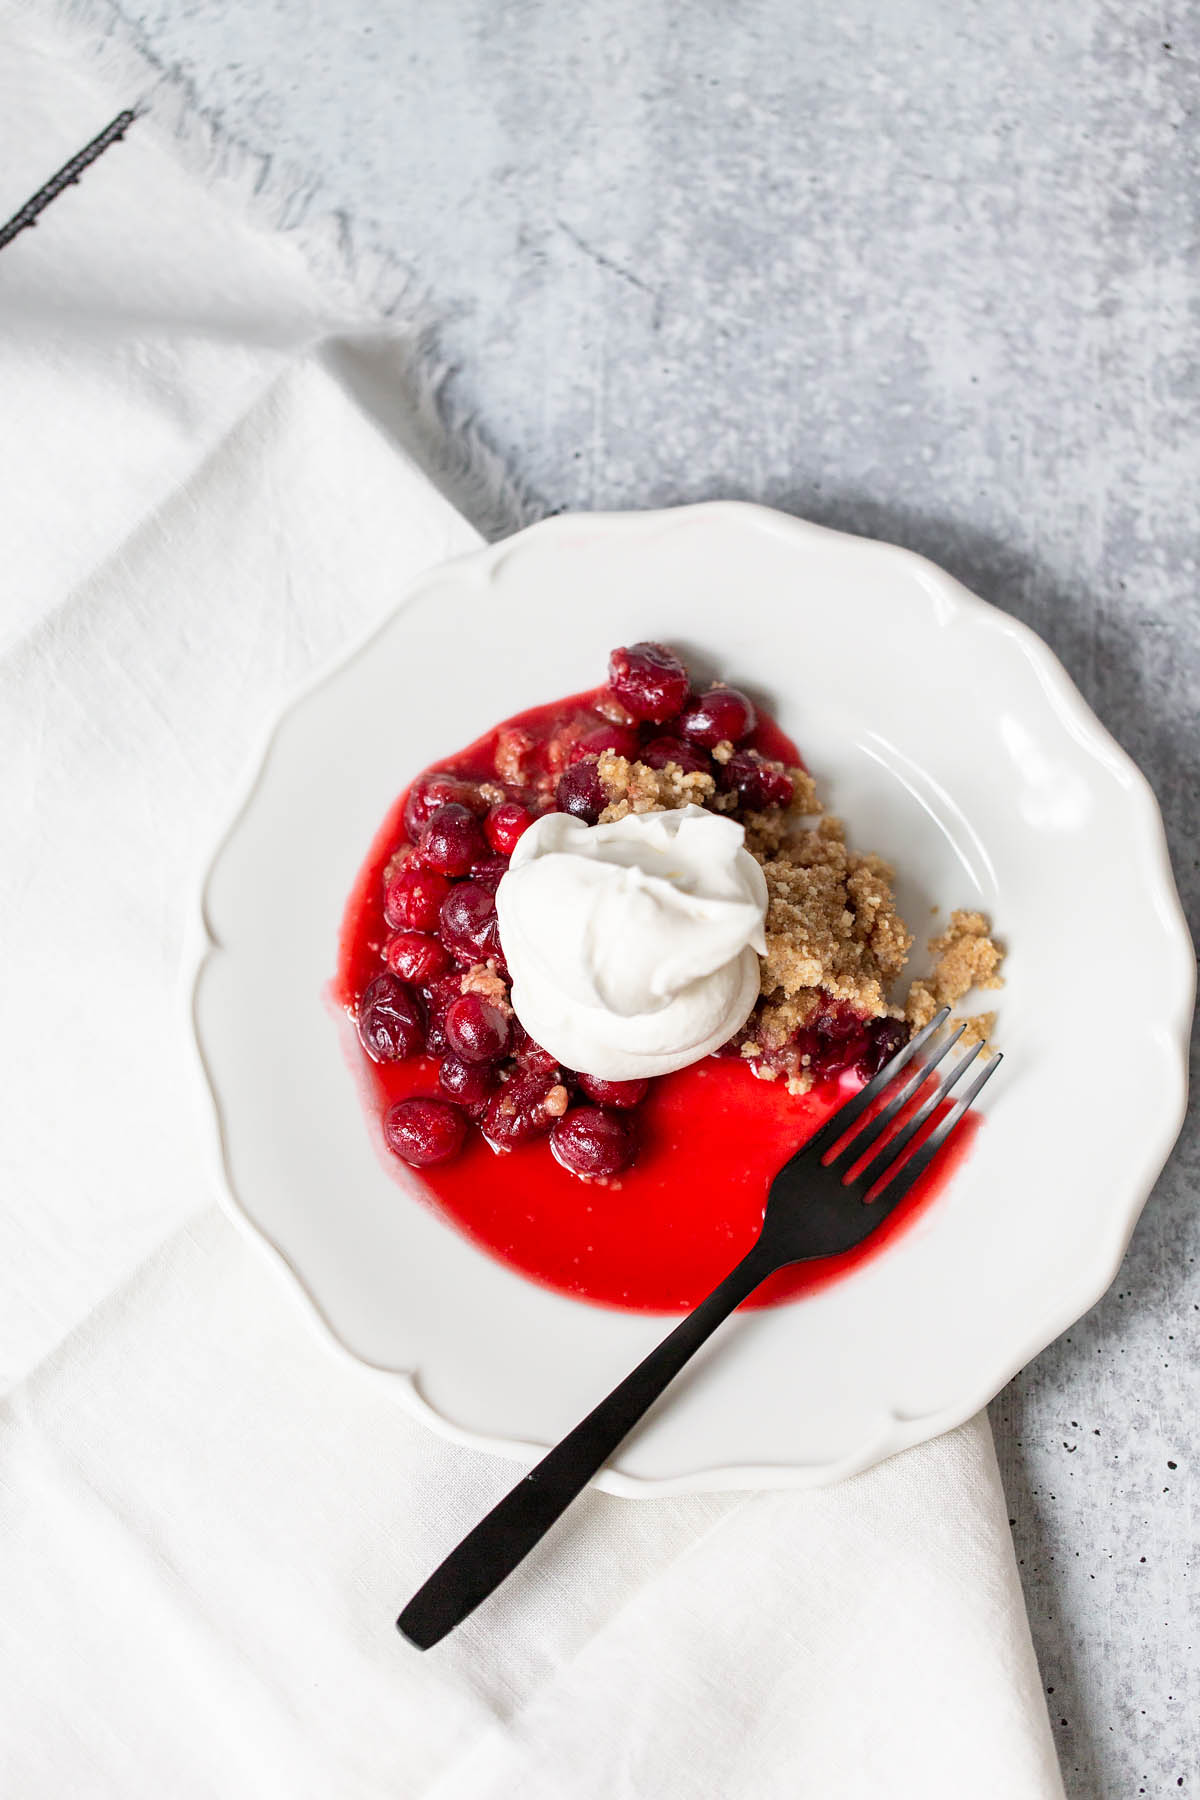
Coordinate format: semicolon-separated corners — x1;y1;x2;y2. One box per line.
398;1007;1000;1648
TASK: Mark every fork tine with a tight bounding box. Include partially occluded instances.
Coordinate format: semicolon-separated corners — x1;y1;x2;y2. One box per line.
826;1020;967;1175
803;1006;951;1162
861;1050;1003;1222
850;1037;984;1191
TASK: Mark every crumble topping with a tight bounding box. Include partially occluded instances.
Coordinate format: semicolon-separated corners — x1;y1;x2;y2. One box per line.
461;961;512;1009
758;816;912;1022
739;770;820;856
596;749;718;819
906;909;1005;1046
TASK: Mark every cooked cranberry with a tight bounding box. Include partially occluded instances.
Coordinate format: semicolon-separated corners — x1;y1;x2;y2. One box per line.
720;748;795;811
796;1024;869;1085
492;725;536;786
817;1032;869;1081
356;973;425;1063
511;1023;561;1076
485;801;533;855
607;642;690;723
424;970;466;1017
482;1070;565;1149
577;1073;650;1108
640;735;711;775
569;723;640;764
487;943;511;983
419;803;487;876
438;881;499;963
422;970;463;1053
469;855;510;893
811;997;867;1041
679;685;757;748
555;758;607;824
383;1097;467;1167
403;773;479;840
438;1053;498;1116
551;1106;637;1177
445;993;511;1064
384;865;452;932
384;930;452;984
858;1016;910;1079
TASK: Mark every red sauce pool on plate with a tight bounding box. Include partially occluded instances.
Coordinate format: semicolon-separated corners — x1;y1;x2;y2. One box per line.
335;686;979;1314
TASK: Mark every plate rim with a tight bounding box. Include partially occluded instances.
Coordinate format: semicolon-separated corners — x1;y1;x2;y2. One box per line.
190;501;1195;1495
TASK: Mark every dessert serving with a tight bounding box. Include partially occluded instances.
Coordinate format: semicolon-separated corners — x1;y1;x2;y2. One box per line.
336;639;1003;1312
197;503;1191;1489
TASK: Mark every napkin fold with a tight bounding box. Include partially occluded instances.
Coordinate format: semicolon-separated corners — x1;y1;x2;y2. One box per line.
0;7;1064;1794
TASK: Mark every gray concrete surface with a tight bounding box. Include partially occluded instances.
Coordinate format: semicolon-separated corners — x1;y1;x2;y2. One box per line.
86;3;1200;1792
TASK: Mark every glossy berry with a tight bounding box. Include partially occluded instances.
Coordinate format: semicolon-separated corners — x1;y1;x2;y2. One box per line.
438;881;499;963
858;1016;910;1079
444;993;512;1064
384;930;452;984
356;973;425;1064
569;723;640;764
383;1097;467;1167
482;1069;565;1149
438;1053;498;1116
402;773;478;840
485;801;533;856
816;1031;869;1081
679;685;757;748
511;1024;560;1077
640;735;710;775
383;865;452;933
555;758;607;824
551;1106;637;1177
487;944;511;983
418;803;487;877
794;1024;869;1085
577;1073;650;1108
469;855;510;893
811;997;867;1041
720;748;795;811
606;642;690;723
422;970;465;1054
424;969;466;1017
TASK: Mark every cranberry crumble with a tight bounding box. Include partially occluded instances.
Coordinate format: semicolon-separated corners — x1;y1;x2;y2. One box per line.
336;643;1003;1313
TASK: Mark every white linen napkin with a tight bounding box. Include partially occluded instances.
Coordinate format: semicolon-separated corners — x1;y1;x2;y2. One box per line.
0;8;1064;1795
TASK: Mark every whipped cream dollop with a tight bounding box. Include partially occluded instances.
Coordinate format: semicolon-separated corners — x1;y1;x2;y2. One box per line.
495;805;768;1080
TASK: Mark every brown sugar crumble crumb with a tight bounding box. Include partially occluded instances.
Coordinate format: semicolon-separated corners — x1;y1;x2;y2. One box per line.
760;817;911;1018
461;961;512;1009
906;910;1005;1046
597;750;718;819
592;755;1002;1092
493;726;538;788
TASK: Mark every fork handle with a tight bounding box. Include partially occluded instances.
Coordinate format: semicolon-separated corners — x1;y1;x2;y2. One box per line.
397;1240;775;1648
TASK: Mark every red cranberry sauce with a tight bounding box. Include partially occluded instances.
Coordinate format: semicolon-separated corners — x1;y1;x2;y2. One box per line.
335;653;972;1313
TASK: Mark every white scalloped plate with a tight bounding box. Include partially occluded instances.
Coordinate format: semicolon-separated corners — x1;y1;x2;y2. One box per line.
192;504;1193;1494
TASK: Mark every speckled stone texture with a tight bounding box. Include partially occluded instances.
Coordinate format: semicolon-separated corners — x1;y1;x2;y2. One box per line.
79;2;1199;1791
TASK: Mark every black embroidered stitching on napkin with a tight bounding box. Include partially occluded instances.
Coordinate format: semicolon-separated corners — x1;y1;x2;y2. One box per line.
0;109;139;254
